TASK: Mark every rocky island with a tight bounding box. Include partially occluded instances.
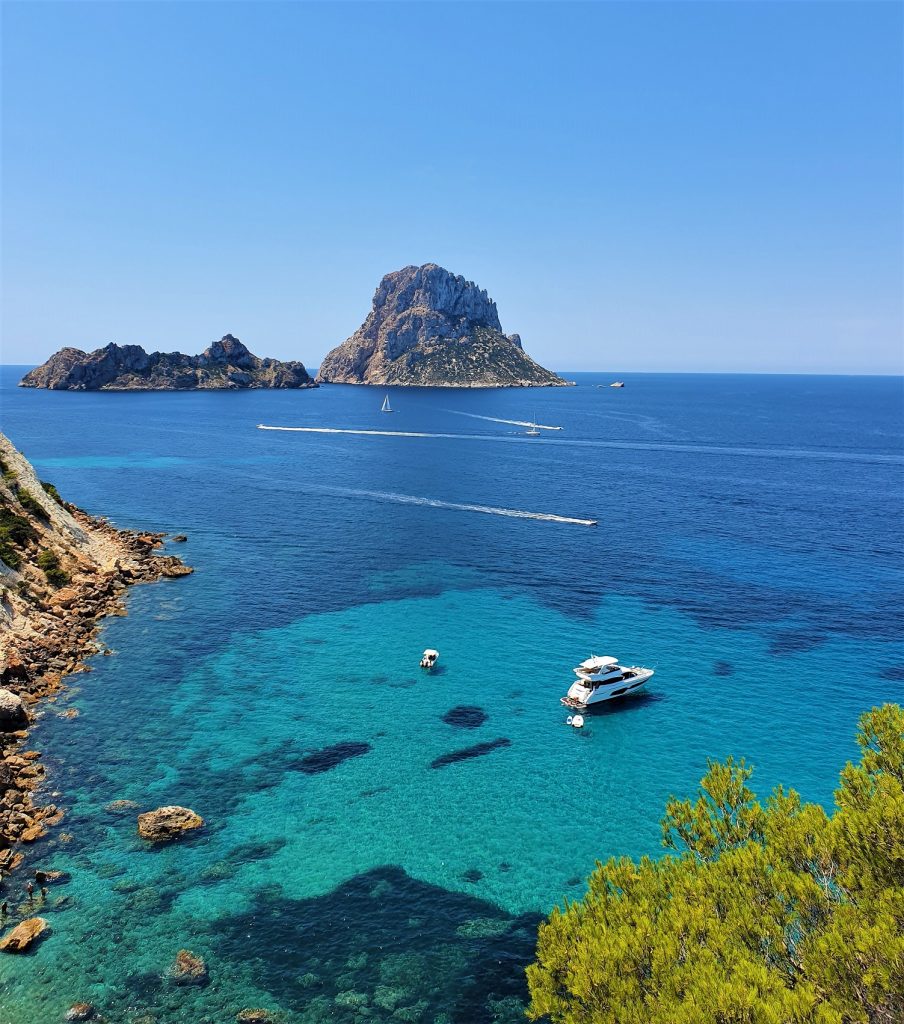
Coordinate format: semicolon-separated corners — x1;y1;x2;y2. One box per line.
317;264;566;387
0;432;191;883
19;334;315;390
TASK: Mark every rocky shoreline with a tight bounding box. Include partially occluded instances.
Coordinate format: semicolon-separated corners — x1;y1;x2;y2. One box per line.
0;433;192;889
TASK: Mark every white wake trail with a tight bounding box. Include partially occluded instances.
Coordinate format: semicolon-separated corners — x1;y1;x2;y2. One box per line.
319;486;598;527
444;410;563;430
258;425;452;438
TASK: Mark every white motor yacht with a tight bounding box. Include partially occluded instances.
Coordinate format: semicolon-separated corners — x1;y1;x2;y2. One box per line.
420;648;439;670
561;655;653;708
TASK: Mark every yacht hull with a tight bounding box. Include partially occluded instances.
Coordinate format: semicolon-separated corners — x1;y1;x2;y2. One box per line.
561;667;654;709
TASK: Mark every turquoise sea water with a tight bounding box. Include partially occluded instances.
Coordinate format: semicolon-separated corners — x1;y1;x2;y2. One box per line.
0;369;902;1023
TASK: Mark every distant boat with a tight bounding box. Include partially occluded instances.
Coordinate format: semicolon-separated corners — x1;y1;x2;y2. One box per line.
525;411;541;436
381;394;393;413
609;381;625;388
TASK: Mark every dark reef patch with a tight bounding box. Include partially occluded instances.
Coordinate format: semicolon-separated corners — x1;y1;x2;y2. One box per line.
880;665;904;682
430;738;511;770
360;785;390;799
442;705;489;729
769;631;827;656
291;741;372;775
207;866;541;1023
461;868;483;883
713;660;734;677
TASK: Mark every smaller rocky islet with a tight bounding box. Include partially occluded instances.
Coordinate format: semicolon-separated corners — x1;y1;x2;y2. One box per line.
19;335;315;391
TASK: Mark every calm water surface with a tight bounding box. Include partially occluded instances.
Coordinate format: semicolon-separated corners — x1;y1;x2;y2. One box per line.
0;368;902;1023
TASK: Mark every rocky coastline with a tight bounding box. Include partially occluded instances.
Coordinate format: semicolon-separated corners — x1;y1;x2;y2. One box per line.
0;432;192;890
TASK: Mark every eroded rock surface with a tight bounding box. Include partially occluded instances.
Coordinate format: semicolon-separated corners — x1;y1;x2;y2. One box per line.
317;264;565;387
137;805;204;842
0;916;48;953
168;948;209;985
21;335;315;391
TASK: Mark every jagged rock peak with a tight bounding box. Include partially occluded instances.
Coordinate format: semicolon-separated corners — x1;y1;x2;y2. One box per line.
317;264;565;388
371;264;504;332
19;336;316;391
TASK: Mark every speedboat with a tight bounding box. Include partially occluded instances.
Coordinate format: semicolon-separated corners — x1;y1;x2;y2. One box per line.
420;648;439;670
561;655;653;708
609;381;625;388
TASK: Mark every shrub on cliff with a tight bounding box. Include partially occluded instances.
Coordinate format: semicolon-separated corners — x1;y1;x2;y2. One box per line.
40;480;64;505
15;486;49;521
36;548;69;587
0;502;38;569
527;704;904;1024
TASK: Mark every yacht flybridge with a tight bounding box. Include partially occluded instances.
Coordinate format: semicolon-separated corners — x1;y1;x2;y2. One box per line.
561;655;654;709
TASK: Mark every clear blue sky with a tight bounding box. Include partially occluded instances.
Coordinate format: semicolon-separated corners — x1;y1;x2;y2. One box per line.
2;1;901;373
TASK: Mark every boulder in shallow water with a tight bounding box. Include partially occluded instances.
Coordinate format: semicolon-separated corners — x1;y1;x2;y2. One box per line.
64;1004;97;1021
104;799;139;814
168;948;209;985
237;1011;276;1023
137;805;203;842
0;916;49;953
0;687;27;729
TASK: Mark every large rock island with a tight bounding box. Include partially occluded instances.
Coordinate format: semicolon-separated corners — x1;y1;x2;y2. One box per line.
20;335;315;391
316;264;566;387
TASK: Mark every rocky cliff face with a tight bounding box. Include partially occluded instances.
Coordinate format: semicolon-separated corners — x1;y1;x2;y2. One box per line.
0;432;191;881
316;264;566;387
19;336;315;391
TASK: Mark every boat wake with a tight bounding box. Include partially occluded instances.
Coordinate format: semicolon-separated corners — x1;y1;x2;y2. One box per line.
316;486;598;526
256;425;902;464
444;410;563;430
258;425;450;438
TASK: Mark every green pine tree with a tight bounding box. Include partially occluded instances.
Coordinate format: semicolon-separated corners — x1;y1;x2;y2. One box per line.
527;704;904;1024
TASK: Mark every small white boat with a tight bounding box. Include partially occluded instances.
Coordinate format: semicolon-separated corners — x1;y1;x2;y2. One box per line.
381;394;393;413
420;648;439;670
561;655;653;708
609;381;625;388
525;410;541;436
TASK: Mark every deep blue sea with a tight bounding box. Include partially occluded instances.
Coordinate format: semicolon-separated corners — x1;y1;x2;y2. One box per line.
0;367;902;1023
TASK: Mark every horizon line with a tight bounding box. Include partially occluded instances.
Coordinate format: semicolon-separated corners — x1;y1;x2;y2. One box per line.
2;364;902;379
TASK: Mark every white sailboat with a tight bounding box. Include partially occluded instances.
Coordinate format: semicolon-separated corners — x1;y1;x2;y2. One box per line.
381;394;393;413
525;410;540;436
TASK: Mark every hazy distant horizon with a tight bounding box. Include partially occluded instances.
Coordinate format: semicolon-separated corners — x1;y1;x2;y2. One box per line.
2;2;902;374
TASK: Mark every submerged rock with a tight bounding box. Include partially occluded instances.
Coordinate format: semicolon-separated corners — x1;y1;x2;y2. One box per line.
236;1011;276;1023
441;705;488;729
64;1004;97;1021
430;738;512;769
104;799;139;814
137;805;204;842
334;990;369;1009
168;948;209;985
316;264;566;388
456;917;512;938
293;741;371;775
0;916;49;953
